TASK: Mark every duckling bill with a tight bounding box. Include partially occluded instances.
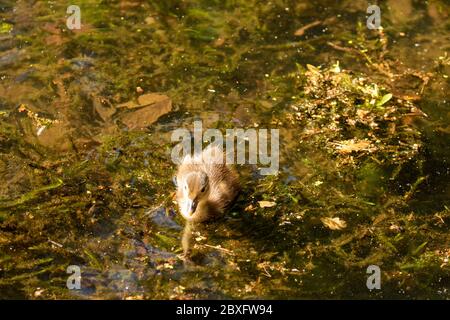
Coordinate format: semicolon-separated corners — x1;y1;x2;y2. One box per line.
174;145;240;222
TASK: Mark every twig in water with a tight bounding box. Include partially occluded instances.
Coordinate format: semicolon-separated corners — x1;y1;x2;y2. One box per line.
48;239;63;248
201;244;235;256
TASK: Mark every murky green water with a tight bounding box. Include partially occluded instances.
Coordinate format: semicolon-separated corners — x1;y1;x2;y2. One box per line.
0;0;449;299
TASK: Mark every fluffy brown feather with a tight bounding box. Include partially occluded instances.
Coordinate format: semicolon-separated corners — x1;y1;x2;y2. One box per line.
175;145;240;222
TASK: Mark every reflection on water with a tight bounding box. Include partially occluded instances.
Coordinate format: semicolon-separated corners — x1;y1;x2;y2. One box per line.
0;0;449;299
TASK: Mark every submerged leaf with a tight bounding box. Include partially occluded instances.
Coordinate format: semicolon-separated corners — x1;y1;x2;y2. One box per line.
116;93;172;130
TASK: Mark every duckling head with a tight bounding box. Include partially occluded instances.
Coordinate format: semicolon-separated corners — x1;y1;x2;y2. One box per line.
176;171;209;221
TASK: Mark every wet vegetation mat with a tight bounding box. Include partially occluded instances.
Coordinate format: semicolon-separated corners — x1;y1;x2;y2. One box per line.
0;0;449;299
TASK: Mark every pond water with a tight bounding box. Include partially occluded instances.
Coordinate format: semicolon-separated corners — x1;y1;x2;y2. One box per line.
0;0;449;299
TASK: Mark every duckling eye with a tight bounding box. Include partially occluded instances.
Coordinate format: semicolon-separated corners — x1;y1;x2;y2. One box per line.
200;187;206;193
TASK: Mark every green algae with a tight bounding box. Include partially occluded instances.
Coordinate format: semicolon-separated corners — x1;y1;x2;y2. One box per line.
0;0;449;300
0;179;63;210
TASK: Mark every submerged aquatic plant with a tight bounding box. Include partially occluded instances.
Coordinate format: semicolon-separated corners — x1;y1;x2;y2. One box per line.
0;0;449;299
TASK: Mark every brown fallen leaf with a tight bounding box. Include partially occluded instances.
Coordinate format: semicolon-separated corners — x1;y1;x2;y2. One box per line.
321;217;347;230
117;93;170;109
116;100;140;109
116;93;172;130
93;97;115;122
137;93;170;106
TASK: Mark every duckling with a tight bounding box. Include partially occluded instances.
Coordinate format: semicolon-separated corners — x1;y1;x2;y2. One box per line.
174;145;240;223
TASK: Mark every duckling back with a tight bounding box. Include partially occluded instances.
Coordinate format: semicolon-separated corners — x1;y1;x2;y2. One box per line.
176;145;240;221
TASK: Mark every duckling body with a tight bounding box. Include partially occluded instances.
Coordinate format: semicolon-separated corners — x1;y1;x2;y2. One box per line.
175;145;240;222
